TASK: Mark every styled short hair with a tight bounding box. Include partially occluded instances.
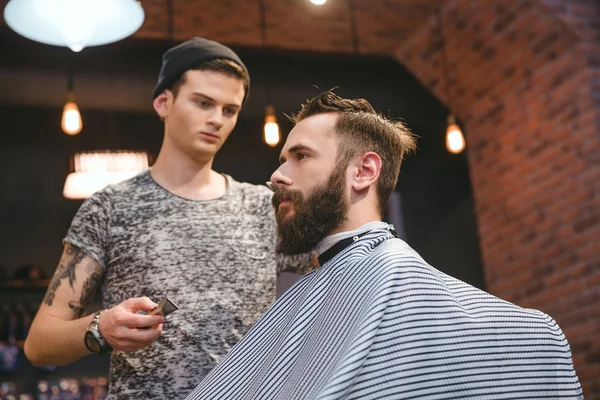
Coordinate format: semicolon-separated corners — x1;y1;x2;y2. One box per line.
169;59;249;99
292;91;417;215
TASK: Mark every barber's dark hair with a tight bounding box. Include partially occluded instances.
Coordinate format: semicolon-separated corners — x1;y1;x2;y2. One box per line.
169;59;249;99
291;91;417;216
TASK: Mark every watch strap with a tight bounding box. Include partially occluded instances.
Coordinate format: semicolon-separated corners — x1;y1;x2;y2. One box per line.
86;310;112;355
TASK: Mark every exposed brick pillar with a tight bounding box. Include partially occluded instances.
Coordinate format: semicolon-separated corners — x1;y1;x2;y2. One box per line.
394;0;600;396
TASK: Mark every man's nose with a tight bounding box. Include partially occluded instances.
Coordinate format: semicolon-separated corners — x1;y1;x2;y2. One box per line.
270;168;292;190
206;108;224;129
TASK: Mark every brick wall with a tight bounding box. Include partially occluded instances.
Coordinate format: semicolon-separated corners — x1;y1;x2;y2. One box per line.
395;0;600;396
2;0;599;396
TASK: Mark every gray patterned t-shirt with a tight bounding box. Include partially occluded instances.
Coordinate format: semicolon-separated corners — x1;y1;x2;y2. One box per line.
64;170;309;399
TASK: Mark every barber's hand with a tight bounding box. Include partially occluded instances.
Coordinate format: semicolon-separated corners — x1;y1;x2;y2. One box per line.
98;297;165;353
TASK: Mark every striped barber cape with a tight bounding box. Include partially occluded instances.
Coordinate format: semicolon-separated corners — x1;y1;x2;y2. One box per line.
186;228;583;400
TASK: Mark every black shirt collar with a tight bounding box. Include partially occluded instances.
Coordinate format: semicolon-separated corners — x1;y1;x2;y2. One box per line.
317;228;399;266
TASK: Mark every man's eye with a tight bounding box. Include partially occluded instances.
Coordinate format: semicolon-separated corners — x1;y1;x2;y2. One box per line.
196;101;211;107
224;108;237;116
297;153;308;160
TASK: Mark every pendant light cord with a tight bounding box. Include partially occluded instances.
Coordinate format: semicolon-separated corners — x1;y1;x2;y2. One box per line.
167;0;174;40
437;6;453;115
348;0;359;55
258;0;272;106
348;0;363;95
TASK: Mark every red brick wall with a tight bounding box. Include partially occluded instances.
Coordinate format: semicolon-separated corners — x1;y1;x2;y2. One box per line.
395;0;600;396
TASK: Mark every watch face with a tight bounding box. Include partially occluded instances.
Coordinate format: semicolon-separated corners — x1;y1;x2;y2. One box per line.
85;332;102;354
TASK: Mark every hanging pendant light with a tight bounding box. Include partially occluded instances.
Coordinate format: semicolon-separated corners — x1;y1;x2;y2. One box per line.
258;0;280;148
264;105;280;147
446;114;465;154
437;7;466;154
3;0;145;52
61;67;82;135
63;151;150;199
62;93;82;136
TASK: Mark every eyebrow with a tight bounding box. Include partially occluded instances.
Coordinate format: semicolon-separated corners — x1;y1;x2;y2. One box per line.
279;144;314;164
191;92;241;109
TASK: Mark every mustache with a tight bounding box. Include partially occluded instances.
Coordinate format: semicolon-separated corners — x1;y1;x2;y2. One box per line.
271;187;303;210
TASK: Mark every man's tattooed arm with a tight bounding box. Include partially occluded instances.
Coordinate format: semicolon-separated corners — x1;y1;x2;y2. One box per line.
43;244;86;306
42;244;104;318
68;269;102;318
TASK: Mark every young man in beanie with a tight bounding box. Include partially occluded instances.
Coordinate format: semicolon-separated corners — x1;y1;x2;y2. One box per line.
186;91;582;400
24;37;311;399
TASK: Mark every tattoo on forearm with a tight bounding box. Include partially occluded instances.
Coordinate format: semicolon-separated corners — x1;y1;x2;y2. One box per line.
69;271;101;318
43;244;87;306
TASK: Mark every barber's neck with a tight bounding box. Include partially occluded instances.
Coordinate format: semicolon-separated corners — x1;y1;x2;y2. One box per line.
150;139;226;200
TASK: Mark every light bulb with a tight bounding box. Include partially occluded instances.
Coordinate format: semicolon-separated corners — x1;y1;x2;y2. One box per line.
264;105;280;147
310;0;327;4
264;116;280;147
445;115;465;154
69;43;84;52
62;98;82;136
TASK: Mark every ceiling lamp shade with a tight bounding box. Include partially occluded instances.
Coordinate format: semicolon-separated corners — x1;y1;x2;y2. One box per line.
3;0;145;52
63;151;149;199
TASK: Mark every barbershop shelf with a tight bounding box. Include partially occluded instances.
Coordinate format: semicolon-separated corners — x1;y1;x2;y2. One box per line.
0;279;50;291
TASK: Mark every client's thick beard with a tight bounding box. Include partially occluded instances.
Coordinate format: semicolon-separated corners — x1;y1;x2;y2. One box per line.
272;168;348;255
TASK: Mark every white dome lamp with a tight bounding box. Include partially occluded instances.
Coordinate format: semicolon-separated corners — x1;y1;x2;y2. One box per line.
3;0;145;52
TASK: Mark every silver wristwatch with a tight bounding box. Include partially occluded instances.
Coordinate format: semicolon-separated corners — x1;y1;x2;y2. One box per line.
84;310;112;355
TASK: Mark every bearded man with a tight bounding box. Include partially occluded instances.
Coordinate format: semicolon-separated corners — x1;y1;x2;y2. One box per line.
185;91;583;400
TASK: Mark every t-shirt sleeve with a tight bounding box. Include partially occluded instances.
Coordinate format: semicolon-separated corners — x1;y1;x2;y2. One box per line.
62;189;113;269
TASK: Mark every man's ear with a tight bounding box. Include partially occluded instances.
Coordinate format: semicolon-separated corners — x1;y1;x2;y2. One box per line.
153;91;172;120
351;152;381;191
